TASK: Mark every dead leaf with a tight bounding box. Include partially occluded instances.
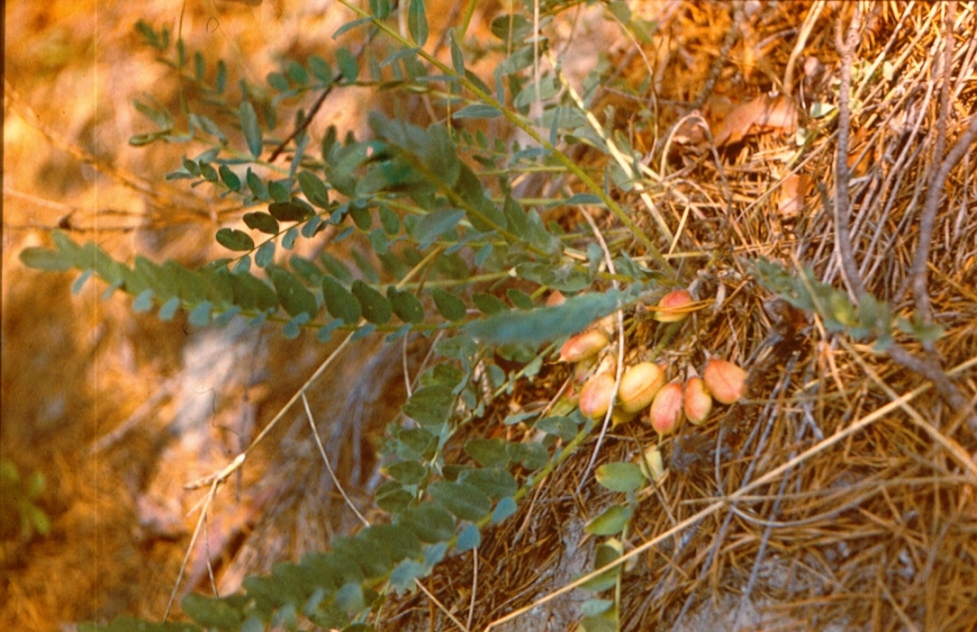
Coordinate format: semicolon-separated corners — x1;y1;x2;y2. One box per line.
671;111;709;146
778;173;809;219
713;94;799;147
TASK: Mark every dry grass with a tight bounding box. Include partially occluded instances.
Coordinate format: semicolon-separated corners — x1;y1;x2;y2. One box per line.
376;2;977;631
3;2;976;632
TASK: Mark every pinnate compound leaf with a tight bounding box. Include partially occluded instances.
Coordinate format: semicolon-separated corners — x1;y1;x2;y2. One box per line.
216;228;255;252
467;289;627;344
427;480;491;521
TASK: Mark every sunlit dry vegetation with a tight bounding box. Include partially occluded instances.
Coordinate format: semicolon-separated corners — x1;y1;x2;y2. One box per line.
3;2;976;631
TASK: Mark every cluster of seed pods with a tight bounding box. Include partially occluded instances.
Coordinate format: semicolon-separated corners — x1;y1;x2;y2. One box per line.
559;289;748;437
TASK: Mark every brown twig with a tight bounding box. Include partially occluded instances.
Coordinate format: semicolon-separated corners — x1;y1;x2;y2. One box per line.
831;6;976;435
267;87;334;162
832;7;866;299
910;1;958;331
267;34;374;163
909;116;977;323
886;344;977;437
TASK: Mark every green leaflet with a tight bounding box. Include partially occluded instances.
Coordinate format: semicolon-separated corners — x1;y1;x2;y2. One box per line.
321;276;361;325
239;100;262;158
351;280;392;325
216;228;254;252
595;462;644;493
268;266;317;319
427;480;491;522
408;0;428;46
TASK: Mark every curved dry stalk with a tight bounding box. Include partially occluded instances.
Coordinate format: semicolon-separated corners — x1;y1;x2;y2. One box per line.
832;7;866;300
782;0;827;96
301;392;370;527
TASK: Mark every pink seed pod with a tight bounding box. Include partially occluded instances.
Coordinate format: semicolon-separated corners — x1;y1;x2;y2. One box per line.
579;372;616;419
649;382;685;436
617;362;667;413
559;329;609;363
684;376;714;425
703;358;748;405
654;289;693;322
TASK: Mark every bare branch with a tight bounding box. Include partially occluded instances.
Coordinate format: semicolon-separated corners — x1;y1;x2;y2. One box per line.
910;1;959;329
833;8;866;300
887;343;977;437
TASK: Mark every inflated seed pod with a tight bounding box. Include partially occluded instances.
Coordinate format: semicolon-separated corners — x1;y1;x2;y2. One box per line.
559;329;609;363
703;358;747;405
654;289;693;322
579;372;616;419
649;382;684;436
617;362;667;414
684;376;713;425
